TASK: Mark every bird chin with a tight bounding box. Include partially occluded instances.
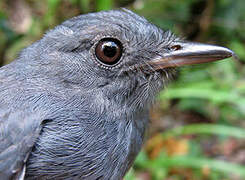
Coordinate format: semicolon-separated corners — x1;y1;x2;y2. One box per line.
117;65;175;110
128;69;173;110
143;66;176;84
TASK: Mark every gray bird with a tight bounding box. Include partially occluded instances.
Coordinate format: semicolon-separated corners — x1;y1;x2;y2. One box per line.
0;9;233;180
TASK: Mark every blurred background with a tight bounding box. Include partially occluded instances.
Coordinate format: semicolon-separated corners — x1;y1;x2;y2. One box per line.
0;0;245;179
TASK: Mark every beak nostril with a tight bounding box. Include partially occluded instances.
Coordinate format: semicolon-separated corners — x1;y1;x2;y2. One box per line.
170;45;181;51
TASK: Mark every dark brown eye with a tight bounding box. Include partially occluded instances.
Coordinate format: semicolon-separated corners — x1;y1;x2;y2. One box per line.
95;38;123;65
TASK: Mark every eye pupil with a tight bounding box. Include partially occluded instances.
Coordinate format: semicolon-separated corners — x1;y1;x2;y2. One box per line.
102;42;117;58
95;38;123;65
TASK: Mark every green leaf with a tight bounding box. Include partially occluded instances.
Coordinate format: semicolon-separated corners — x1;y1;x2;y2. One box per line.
162;123;245;139
124;168;138;180
158;155;245;178
96;0;113;11
159;86;245;113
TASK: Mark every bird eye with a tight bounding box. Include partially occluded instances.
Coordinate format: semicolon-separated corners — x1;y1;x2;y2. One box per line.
95;38;123;65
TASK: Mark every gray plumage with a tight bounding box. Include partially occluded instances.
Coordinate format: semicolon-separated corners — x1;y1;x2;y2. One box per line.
0;9;233;180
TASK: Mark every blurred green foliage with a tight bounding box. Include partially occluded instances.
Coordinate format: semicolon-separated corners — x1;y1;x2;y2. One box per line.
0;0;245;179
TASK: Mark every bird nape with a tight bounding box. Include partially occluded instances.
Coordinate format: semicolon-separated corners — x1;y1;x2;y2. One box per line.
0;9;233;180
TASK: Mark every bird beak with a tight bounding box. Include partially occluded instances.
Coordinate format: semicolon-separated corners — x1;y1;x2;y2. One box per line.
150;42;234;69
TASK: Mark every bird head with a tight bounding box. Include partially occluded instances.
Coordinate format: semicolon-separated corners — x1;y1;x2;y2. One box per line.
26;9;233;110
